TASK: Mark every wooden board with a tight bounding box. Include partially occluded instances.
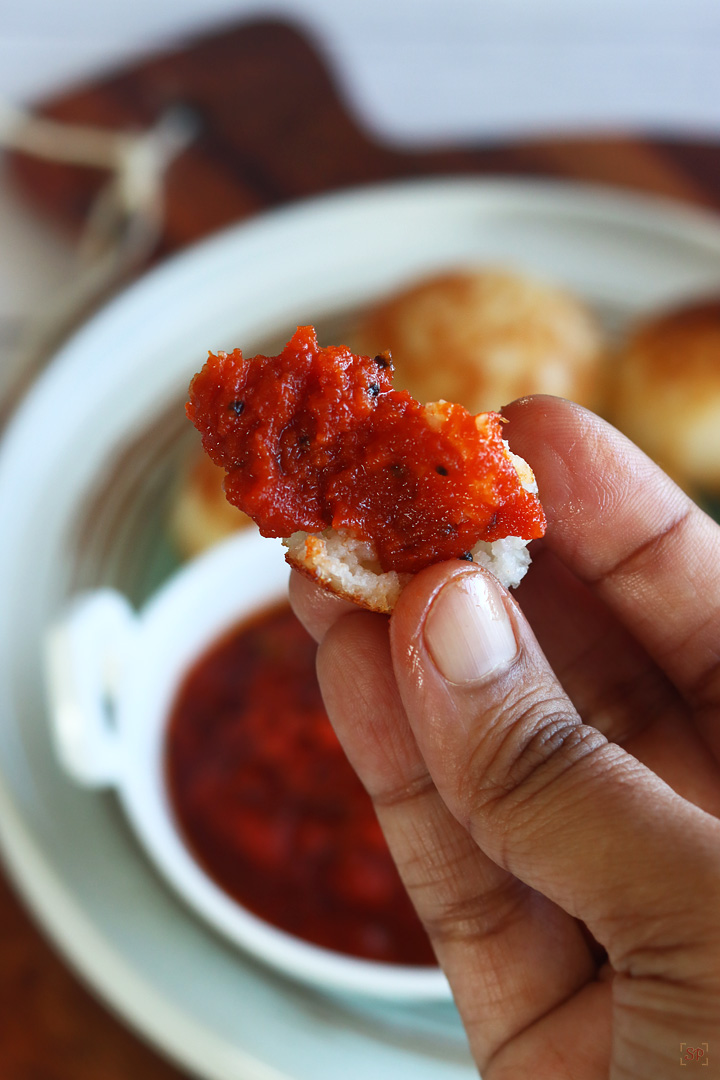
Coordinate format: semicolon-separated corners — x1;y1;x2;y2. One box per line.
3;16;720;1079
9;17;720;258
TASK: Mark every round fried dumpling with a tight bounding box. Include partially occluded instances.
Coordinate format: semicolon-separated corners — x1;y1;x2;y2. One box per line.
352;268;606;415
169;450;253;559
611;299;720;491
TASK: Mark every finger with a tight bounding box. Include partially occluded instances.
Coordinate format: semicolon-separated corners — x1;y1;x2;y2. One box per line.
316;610;596;1068
288;569;357;643
516;544;683;744
390;561;720;976
488;979;611;1080
516;546;720;817
504;396;720;719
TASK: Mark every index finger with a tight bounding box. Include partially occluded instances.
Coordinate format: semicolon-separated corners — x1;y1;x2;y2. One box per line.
504;396;720;715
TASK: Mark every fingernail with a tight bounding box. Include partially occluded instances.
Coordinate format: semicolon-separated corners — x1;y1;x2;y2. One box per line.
424;572;518;684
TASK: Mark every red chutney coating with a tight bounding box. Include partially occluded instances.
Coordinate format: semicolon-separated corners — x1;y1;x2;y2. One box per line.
186;326;545;573
165;602;436;966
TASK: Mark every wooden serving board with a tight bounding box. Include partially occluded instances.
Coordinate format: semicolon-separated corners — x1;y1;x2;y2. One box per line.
3;17;720;1080
9;17;720;255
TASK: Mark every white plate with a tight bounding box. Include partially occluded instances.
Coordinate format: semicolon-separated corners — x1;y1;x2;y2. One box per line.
2;177;720;1080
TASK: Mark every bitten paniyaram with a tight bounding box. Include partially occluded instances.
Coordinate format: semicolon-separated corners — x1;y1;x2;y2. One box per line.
187;326;545;612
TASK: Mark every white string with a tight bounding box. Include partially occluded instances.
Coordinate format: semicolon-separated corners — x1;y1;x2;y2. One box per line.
0;99;196;419
0;98;133;168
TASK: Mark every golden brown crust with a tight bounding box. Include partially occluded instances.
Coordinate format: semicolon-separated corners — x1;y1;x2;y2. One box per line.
611;298;720;490
352;268;606;415
616;299;720;388
284;549;387;613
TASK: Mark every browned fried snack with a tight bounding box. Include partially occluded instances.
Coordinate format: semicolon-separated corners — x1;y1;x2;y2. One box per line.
169;450;253;560
352;268;606;415
611;298;720;491
187;327;545;613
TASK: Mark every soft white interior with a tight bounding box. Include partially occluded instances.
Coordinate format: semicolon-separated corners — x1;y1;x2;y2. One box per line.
284;528;532;613
284;530;410;613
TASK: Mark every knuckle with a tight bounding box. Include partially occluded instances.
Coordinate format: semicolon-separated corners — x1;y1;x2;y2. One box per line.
420;873;529;951
688;648;720;712
604;872;720;986
462;682;608;836
371;768;435;812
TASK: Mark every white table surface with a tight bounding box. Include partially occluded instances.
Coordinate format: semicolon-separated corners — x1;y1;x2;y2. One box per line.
3;0;720;142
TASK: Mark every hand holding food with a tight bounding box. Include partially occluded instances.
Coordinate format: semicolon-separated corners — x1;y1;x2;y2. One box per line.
290;396;720;1078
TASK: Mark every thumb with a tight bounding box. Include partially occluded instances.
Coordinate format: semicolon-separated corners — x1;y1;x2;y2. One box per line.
390;562;720;968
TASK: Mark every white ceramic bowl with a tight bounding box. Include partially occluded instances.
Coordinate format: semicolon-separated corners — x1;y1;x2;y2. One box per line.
44;526;449;1001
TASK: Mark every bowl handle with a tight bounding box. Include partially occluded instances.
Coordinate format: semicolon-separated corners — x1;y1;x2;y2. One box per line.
45;589;138;788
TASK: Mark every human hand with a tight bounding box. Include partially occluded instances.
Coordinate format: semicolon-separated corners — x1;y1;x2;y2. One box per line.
289;396;720;1079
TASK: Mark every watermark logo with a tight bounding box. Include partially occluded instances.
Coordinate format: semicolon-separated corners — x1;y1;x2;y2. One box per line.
681;1043;709;1066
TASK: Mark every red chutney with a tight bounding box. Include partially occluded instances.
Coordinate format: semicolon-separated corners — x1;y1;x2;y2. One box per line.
165;602;436;966
186;326;545;574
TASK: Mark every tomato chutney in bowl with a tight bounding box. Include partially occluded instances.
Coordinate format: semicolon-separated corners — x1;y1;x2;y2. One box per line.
45;528;448;1000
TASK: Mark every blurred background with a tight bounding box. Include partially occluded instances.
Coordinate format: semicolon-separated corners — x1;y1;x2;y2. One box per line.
1;3;720;1079
4;0;720;137
3;0;720;395
3;0;720;377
